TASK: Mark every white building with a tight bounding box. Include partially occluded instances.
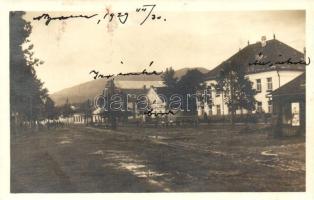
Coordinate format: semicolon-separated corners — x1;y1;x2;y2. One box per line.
199;36;306;117
146;87;167;114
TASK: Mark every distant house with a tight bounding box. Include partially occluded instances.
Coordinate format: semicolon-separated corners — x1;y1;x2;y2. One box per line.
200;36;306;117
92;108;106;123
271;73;305;136
72;113;86;124
115;76;163;89
118;86;166;120
58;105;91;125
93;80;166;122
119;88;149;119
146;87;166;114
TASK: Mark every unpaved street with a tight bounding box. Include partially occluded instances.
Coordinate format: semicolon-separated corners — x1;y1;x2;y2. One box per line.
11;125;305;192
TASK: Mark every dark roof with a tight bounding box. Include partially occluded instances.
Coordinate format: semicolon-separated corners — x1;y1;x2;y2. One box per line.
205;39;305;80
272;73;305;97
114;74;162;81
156;86;169;94
120;88;148;96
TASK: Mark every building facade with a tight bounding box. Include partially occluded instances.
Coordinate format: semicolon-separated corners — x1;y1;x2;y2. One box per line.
198;36;306;117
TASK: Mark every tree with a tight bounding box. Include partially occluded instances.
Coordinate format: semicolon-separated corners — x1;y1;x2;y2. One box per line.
162;67;178;91
44;97;57;120
215;62;256;124
177;69;206;114
83;99;94;125
161;67;178;106
61;98;74;117
100;80;118;129
10;11;48;130
161;69;205;114
237;75;257;112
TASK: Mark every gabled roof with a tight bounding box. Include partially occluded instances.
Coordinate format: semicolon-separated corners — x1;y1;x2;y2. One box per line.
205;39;305;80
115;79;163;89
114;74;162;81
272;73;305;97
120;88;148;96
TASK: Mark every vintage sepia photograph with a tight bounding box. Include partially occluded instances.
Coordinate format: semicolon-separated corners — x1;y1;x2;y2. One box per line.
9;8;307;193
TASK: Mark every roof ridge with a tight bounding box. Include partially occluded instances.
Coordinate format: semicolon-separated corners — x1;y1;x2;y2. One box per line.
205;38;305;80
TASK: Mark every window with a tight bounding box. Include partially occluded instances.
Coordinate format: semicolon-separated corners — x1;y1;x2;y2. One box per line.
208;105;213;116
206;86;212;104
267;77;273;91
256;79;262;92
268;100;272;113
216;105;221;115
215;89;221;97
257;102;263;113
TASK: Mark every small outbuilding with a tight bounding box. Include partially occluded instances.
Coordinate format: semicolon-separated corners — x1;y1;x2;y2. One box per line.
271;73;305;136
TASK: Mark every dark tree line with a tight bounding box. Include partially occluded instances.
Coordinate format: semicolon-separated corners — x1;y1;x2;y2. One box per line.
162;67;205;114
10;11;56;130
162;66;256;122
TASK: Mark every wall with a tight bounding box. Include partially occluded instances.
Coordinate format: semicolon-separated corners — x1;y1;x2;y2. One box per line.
198;69;303;116
248;70;303;113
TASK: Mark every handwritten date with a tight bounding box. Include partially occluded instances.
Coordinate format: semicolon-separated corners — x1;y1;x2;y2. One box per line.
33;4;166;26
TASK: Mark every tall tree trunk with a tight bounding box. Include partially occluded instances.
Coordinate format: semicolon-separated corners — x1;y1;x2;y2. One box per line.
231;109;235;125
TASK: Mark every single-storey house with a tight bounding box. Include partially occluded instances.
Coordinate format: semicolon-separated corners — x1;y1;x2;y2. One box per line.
271;73;305;136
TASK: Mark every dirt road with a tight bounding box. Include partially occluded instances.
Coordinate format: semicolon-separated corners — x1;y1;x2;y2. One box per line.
11;125;305;192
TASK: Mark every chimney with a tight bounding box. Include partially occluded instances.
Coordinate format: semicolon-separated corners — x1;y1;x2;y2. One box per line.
261;36;267;47
273;33;276;40
247;40;250;46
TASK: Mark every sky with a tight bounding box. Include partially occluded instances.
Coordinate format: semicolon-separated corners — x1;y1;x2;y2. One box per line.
23;10;305;93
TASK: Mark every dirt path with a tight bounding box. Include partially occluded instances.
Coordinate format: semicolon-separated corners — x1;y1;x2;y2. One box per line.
11;126;305;192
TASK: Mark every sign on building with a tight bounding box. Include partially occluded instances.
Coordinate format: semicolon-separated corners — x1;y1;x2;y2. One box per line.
291;102;300;126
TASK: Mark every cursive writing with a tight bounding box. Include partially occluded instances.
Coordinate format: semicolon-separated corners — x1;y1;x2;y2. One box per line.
144;109;176;117
33;13;98;26
90;69;162;80
89;70;115;80
33;4;167;26
249;55;310;67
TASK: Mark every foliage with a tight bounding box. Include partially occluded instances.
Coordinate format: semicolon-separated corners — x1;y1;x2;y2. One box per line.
10;11;52;123
161;67;178;91
44;97;58;119
60;98;74;117
162;68;205;114
177;69;206;114
215;62;256;122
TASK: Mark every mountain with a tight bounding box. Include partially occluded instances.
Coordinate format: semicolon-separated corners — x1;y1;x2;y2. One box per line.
50;67;209;106
50;78;108;106
174;67;210;78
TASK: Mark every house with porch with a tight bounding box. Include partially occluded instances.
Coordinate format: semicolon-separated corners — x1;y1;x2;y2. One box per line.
271;73;305;136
